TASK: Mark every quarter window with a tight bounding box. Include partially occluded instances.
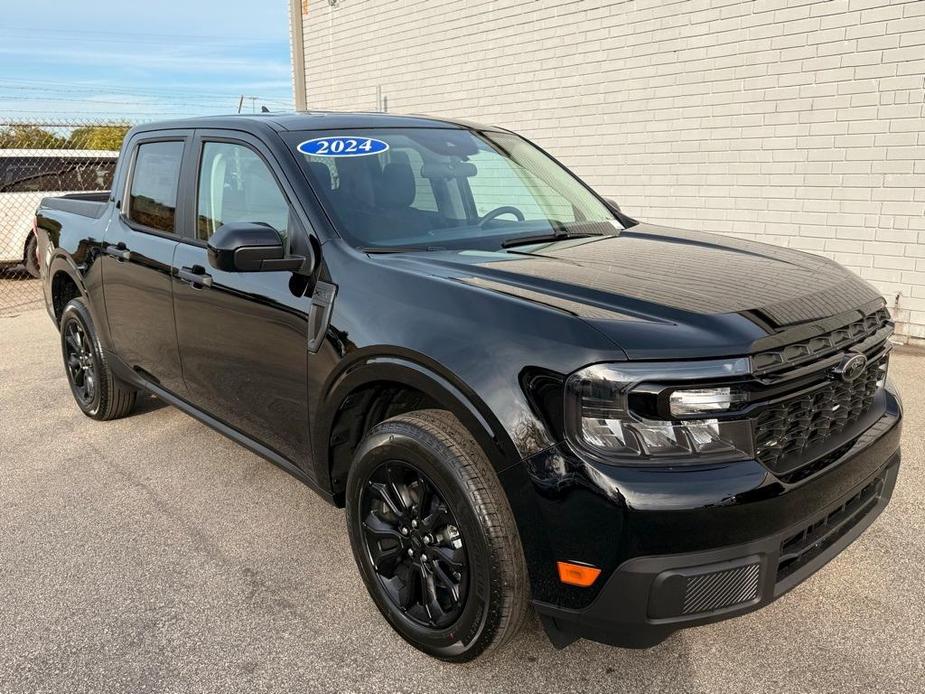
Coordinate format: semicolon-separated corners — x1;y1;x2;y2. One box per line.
196;142;290;242
127;141;183;233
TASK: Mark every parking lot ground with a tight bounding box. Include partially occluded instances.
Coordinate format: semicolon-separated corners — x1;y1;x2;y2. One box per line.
1;307;923;694
0;274;42;316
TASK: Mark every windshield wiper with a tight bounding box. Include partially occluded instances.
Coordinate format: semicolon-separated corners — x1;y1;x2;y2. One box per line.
361;245;442;254
501;231;602;249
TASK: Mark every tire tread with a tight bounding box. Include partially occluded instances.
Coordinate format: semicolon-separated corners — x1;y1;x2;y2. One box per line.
360;408;530;660
61;298;138;421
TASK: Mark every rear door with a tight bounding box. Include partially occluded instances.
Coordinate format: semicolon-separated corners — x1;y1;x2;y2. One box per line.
102;131;192;394
171;130;314;467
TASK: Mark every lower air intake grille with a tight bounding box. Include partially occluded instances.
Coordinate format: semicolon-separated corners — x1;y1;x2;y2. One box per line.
682;562;761;616
776;471;886;583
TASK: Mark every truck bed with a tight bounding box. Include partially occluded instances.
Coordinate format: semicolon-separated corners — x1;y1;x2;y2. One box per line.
40;192;110;219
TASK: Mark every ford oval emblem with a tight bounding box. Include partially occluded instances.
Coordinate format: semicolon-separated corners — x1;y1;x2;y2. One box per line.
833;353;868;382
296;136;389;158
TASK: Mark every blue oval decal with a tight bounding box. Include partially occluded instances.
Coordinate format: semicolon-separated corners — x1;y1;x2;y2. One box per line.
297;136;389;158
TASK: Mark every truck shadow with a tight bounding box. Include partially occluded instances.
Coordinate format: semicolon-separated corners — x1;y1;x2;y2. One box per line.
130;392;169;417
461;613;698;691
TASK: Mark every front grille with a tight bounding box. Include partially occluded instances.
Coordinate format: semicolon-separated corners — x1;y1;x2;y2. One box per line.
753;307;891;374
754;354;887;473
776;471;886;582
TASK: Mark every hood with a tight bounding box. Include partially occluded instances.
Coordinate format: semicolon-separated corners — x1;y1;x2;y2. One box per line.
372;223;883;359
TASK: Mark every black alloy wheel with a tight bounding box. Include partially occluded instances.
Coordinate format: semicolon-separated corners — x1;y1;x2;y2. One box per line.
63;318;96;406
360;462;468;628
346;409;529;662
59;298;138;420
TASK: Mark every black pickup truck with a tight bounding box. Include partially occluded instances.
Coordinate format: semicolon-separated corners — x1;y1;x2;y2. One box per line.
35;113;902;662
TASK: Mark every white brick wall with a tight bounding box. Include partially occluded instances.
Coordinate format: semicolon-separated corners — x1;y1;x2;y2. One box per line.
298;0;925;342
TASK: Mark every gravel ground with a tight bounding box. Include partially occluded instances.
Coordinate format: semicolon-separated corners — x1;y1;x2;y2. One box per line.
1;308;923;694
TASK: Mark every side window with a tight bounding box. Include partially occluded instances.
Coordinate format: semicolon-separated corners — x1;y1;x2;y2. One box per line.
4;172;63;193
196;142;290;242
75;159;117;192
128;141;184;233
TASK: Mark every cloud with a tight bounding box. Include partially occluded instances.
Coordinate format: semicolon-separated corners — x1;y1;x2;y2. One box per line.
0;0;292;119
0;44;291;79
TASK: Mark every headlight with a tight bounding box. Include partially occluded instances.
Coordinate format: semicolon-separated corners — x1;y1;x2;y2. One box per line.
669;386;746;417
564;360;754;463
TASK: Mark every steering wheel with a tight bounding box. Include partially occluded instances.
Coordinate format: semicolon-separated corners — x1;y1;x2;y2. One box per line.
479;206;525;226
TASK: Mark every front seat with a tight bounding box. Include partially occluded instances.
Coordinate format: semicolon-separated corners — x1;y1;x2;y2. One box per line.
241;159;290;239
373;161;433;239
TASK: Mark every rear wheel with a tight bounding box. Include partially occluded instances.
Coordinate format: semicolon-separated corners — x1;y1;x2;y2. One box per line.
24;233;39;278
346;409;529;661
60;298;138;420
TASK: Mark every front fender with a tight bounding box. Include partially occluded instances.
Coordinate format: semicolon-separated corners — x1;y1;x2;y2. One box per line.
312;348;524;492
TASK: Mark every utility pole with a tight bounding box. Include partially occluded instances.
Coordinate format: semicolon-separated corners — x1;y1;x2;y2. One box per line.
289;0;308;110
237;96;259;113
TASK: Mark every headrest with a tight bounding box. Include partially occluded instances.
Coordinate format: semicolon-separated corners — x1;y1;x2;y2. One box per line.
336;157;377;207
242;160;279;206
307;162;332;191
375;162;415;209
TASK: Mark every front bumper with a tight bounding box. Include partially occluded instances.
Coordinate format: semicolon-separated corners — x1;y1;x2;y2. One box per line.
509;387;902;649
535;452;899;648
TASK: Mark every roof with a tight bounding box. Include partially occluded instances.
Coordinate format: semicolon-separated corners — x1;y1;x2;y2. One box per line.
0;149;120;158
130;111;501;134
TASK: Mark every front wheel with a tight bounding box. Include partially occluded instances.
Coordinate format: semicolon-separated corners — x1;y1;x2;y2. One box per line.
346;409;529;662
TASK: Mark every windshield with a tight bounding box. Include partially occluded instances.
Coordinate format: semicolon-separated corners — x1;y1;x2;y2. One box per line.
285;128;620;251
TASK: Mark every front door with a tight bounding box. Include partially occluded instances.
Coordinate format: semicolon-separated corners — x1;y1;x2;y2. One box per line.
171;133;314;467
102;135;190;394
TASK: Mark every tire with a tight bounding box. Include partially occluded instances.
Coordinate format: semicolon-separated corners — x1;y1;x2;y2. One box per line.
60;298;138;420
24;232;39;279
346;409;529;662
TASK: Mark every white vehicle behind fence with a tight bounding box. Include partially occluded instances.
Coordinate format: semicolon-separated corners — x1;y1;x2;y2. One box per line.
1;150;118;277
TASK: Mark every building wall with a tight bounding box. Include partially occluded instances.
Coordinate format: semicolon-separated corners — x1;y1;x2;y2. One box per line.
297;0;925;342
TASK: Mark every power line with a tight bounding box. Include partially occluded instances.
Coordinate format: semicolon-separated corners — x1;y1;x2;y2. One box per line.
0;83;253;102
0;78;293;102
0;95;244;109
0;25;285;44
0;94;293;110
0;108;229;116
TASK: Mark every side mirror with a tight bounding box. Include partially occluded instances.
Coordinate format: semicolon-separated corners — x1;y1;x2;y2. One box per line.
207;222;311;273
604;197;622;214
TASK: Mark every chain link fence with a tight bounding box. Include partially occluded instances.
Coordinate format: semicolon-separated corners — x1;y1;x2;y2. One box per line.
0;119;138;315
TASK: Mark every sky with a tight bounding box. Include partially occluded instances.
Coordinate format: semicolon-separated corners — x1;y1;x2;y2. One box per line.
0;0;294;123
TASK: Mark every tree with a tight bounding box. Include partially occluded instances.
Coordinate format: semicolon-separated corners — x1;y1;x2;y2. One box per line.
0;125;67;149
67;125;130;151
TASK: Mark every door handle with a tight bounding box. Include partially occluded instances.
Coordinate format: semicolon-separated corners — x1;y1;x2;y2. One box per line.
103;243;131;262
177;265;213;289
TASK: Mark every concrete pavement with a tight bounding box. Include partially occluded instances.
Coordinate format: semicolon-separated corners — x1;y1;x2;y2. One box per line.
1;308;923;693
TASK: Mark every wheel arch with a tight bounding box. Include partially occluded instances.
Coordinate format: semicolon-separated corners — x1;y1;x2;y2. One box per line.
48;259;86;324
314;350;521;507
